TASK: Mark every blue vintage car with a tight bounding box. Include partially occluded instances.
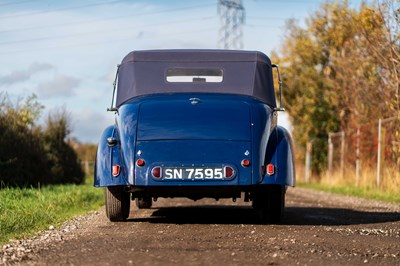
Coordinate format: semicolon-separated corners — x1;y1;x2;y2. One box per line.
95;49;295;223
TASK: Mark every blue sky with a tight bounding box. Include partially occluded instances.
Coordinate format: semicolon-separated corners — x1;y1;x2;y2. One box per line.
0;0;360;143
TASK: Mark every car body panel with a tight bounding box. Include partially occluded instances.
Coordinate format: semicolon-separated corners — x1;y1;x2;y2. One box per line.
137;96;251;141
262;126;296;186
134;139;251;186
94;126;129;187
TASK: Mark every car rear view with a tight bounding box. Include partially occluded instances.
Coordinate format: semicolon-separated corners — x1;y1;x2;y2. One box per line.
95;49;295;223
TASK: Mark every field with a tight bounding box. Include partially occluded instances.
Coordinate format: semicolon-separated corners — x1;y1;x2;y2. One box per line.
0;181;103;244
298;165;400;204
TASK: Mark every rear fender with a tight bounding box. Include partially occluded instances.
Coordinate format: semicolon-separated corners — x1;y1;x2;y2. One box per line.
261;126;295;186
94;125;129;187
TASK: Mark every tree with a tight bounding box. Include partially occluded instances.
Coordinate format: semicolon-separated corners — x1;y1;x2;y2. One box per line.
276;0;399;174
71;140;97;176
43;108;84;185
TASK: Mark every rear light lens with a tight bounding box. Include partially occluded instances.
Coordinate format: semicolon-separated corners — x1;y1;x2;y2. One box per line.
152;167;162;178
136;159;145;167
266;164;275;175
112;165;120;176
224;166;235;178
241;159;250;167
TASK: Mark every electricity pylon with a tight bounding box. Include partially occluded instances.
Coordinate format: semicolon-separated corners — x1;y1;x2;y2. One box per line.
217;0;245;49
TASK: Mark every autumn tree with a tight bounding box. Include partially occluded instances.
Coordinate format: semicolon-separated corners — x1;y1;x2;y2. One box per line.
276;0;399;174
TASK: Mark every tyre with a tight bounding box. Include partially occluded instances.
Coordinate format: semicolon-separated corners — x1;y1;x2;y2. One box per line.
136;196;153;209
253;185;285;224
105;186;130;221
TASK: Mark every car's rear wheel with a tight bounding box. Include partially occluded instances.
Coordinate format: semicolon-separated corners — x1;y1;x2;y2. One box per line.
253;185;285;224
136;196;153;209
105;186;130;221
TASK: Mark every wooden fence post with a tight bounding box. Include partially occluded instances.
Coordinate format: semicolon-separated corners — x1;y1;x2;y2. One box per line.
305;141;312;183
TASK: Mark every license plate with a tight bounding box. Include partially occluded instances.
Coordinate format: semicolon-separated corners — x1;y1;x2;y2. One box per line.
161;166;234;180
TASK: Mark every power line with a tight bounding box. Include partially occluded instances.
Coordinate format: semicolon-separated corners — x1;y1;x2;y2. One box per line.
0;0;33;7
249;0;318;3
247;16;286;20
0;27;216;55
0;16;216;46
0;0;124;19
245;24;281;28
0;3;214;33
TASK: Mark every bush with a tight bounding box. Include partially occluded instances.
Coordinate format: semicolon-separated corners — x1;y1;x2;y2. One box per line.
0;94;84;187
0;113;50;187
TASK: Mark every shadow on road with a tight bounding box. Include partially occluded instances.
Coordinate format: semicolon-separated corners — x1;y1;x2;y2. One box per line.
284;207;400;226
126;205;400;226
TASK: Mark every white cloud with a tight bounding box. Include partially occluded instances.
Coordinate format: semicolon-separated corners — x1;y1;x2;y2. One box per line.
37;74;80;98
0;62;54;86
71;109;114;143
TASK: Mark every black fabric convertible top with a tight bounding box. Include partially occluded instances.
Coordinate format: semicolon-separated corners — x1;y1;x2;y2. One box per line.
116;49;276;107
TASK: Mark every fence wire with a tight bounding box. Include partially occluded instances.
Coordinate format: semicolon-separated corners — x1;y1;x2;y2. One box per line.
303;117;400;190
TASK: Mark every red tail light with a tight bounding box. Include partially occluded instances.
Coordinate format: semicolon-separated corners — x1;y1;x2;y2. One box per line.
136;159;145;167
224;166;235;178
152;167;162;178
241;159;250;167
112;165;120;176
267;164;275;175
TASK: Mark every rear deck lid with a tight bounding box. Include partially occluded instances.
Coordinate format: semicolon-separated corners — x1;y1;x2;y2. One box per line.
137;96;251;141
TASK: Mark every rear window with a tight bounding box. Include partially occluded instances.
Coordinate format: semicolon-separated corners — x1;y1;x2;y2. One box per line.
166;68;223;83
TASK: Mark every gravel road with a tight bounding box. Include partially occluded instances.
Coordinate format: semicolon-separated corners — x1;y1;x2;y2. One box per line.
2;187;400;266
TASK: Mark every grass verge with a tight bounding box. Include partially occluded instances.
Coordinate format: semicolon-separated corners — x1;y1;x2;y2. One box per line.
0;181;103;245
297;181;400;204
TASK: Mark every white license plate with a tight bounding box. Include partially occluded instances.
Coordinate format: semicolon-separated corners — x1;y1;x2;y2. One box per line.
162;167;231;180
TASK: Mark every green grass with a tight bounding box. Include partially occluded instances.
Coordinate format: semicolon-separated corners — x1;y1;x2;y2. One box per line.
0;180;103;245
297;182;400;204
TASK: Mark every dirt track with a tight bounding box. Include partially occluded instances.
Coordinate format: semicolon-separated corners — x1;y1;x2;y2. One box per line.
18;188;400;265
